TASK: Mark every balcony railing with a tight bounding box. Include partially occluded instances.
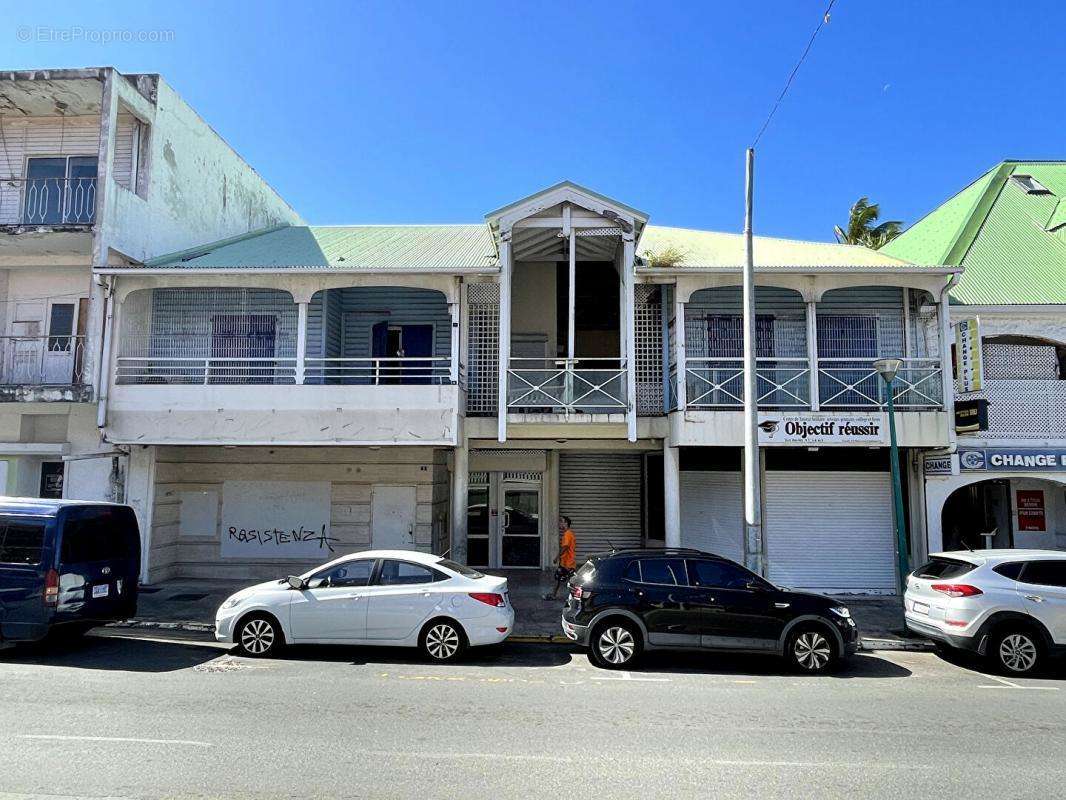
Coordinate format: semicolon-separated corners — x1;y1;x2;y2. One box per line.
818;358;943;409
303;356;453;385
977;380;1066;439
115;355;455;386
0;335;87;386
1;177;98;225
686;357;810;409
506;358;627;414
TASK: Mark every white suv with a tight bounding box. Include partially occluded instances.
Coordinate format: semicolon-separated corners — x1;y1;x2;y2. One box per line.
905;550;1066;675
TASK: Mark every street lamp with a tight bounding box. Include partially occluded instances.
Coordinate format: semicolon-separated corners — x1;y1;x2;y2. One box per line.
874;358;909;596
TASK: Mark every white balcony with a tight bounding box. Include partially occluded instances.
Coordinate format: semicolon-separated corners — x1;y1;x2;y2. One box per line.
0;335;91;402
506;358;627;415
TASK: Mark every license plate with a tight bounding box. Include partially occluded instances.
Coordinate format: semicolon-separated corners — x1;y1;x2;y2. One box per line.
92;584;109;599
912;600;929;615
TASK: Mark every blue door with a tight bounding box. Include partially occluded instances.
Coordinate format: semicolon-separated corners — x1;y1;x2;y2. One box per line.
0;516;53;642
401;325;433;385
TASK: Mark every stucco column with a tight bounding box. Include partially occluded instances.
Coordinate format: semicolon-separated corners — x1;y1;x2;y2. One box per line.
623;235;637;442
806;299;820;410
664;442;681;547
497;232;512;442
125;445;157;584
449;301;460;385
675;295;687;411
295;301;308;385
450;440;469;564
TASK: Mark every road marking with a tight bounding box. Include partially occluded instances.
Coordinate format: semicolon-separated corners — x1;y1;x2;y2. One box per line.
18;735;211;748
591;669;669;683
977;674;1059;691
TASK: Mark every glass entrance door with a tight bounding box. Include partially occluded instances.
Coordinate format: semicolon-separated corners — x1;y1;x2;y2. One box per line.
465;475;542;569
501;485;540;568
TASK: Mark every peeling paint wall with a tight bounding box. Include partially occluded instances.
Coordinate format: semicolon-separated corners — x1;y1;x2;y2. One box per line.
100;76;302;265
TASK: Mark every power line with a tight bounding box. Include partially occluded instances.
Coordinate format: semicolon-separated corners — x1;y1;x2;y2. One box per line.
751;0;837;149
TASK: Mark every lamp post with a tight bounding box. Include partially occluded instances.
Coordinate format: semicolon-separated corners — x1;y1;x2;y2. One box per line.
874;358;909;596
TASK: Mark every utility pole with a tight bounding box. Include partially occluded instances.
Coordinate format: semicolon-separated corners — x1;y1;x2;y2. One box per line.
743;148;764;575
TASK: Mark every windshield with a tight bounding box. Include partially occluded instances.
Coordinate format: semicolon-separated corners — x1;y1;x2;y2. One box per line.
437;559;484;579
912;557;976;580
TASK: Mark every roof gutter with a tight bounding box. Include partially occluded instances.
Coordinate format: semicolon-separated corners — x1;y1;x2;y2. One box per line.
635;265;964;276
93;265;501;276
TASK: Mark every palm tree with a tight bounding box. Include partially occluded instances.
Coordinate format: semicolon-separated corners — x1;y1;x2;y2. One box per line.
834;197;902;249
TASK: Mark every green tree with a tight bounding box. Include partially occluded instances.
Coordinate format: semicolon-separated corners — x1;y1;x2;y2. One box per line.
834;197;902;249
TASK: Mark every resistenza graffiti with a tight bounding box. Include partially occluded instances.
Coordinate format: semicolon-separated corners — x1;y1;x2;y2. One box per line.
226;524;339;552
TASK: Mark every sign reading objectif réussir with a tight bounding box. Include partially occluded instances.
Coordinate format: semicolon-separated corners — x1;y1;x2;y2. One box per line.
959;448;1066;472
757;413;886;445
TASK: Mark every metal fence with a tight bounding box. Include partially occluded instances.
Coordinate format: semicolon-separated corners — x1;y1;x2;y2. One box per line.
507;358;627;414
1;177;97;225
685;357;811;409
303;356;453;385
0;335;87;386
818;358;943;409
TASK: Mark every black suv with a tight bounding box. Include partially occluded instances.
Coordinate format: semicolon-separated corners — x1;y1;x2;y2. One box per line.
561;548;859;672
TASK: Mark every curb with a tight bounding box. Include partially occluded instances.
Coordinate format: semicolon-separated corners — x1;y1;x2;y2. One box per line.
107;620;936;652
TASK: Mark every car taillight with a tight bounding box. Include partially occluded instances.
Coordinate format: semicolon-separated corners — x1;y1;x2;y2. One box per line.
570;585;583;599
469;592;505;607
931;583;983;598
44;569;59;606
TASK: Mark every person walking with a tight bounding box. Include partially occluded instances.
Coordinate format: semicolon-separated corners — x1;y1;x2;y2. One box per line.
544;515;577;601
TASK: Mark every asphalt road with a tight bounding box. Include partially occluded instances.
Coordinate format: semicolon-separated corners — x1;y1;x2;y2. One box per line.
1;630;1064;800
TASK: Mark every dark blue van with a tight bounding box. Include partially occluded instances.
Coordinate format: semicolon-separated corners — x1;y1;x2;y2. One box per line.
0;499;140;646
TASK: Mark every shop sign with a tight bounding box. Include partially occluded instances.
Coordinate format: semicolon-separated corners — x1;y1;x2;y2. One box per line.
955;318;984;393
959;448;1066;472
757;412;886;445
1016;490;1046;532
923;454;955;476
954;398;988;433
220;480;337;559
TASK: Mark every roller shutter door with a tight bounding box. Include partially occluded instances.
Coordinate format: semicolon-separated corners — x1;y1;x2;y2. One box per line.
559;453;643;560
680;471;744;563
764;471;896;594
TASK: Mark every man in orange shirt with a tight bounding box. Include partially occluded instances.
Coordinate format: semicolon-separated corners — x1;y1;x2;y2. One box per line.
544;515;577;601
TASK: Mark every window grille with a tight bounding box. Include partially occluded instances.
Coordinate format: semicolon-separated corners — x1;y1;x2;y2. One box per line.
984;343;1059;380
635;284;663;415
116;287;298;385
466;283;500;415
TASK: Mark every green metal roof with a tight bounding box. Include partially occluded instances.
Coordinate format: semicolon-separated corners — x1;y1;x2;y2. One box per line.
881;161;1066;305
144;224;499;271
141;222;917;273
638;226;912;269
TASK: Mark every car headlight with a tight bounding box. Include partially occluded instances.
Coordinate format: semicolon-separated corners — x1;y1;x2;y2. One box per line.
220;596;243;610
828;606;851;619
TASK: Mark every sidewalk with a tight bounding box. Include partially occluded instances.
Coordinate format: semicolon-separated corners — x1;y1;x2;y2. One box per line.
114;572;930;651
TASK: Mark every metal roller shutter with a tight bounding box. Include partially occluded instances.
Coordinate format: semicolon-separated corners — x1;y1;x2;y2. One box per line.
559;453;643;560
765;471;896;594
680;471;744;563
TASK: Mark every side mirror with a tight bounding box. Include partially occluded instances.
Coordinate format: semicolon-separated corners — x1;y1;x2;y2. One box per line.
286;575;306;590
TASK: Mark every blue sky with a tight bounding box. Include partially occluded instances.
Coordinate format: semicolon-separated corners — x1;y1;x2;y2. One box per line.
5;1;1063;240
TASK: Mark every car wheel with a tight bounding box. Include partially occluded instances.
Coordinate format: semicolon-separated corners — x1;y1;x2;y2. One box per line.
786;625;838;674
990;628;1043;676
589;620;643;670
420;620;466;662
236;614;283;658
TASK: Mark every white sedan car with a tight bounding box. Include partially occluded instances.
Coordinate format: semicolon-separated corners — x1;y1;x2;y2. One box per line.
215;550;514;661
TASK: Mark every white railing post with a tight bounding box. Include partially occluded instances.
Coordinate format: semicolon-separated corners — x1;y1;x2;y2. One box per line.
295;301;308;385
806;299;820;411
496;232;512;442
675;294;687;411
449;301;460;385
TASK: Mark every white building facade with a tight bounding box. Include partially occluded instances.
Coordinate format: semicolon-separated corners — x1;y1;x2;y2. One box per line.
0;68;301;520
95;181;958;593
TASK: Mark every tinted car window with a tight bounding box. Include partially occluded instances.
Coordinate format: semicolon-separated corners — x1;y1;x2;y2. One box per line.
637;558;687;586
913;558;975;580
314;560;374;588
623;560;640;582
378;560;442;586
993;562;1025;580
1019;560;1066;588
436;559;482;579
0;520;47;565
688;559;754;590
60;508;138;564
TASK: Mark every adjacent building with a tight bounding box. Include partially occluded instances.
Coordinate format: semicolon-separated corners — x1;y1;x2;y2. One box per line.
96;181;958;593
883;161;1066;554
0;69;301;510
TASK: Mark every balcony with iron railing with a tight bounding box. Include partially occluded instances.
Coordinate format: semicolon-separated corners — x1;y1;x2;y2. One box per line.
1;177;98;226
0;335;91;402
506;358;627;416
